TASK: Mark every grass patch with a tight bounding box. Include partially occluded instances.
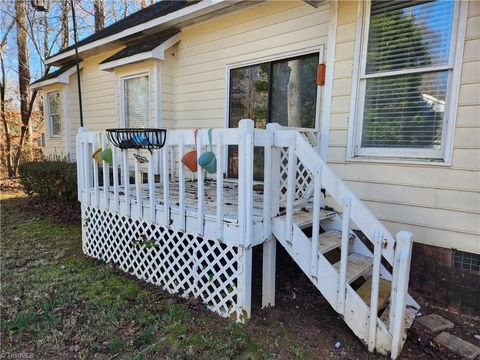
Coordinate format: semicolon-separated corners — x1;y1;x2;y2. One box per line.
0;193;319;359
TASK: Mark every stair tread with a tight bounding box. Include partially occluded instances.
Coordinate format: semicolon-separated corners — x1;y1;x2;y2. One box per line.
333;253;373;283
276;209;336;228
380;303;419;330
357;278;391;310
312;230;342;254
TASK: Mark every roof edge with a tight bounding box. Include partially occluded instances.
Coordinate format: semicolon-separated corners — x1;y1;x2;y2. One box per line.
46;0;239;66
31;63;81;90
99;33;181;71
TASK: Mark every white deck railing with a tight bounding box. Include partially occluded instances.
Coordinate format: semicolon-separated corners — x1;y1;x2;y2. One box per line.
77;119;415;355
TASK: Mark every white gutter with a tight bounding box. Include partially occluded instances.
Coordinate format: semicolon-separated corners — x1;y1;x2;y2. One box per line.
46;0;240;66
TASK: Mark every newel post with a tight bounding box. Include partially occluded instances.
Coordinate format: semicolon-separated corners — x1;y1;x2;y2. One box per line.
237;119;254;322
262;122;279;308
390;231;413;359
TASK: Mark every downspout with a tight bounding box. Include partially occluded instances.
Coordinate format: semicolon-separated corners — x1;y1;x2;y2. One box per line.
71;0;84;128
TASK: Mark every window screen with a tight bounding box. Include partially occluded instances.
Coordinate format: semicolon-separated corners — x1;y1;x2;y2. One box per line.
360;0;454;151
124;75;149;128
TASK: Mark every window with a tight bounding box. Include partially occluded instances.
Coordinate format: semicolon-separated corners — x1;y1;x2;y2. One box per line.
47;91;61;136
122;73;150;128
228;53;319;177
351;0;464;161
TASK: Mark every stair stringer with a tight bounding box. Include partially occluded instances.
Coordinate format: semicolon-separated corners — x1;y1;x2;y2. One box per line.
321;214;420;311
272;219;394;355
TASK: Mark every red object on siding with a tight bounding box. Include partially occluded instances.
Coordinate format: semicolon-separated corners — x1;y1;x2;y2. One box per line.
317;64;326;86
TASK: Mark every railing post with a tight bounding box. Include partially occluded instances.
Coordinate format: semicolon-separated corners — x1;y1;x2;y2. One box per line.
196;132;204;236
101;133;110;210
237;119;254;321
122;149;131;216
268;123;282;218
178;134;186;231
310;164;322;278
92;134;100;208
285;135;296;245
112;146;120;213
337;195;351;314
148;151;155;223
368;230;383;351
390;231;413;360
76;128;87;202
162;144;170;226
134;152;143;219
262;123;276;308
215;133;224;240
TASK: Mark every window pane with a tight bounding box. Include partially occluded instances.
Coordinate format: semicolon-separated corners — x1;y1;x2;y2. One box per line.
51;114;61;135
361;71;447;148
229;64;269;129
48;92;60;115
125;75;149;128
270;54;318;128
229;64;269;178
366;0;454;74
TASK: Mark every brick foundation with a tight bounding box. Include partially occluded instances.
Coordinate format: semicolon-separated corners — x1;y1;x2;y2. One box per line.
409;243;480;317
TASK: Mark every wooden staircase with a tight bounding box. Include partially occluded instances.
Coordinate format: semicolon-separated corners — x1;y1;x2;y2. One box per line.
272;210;419;358
265;124;420;359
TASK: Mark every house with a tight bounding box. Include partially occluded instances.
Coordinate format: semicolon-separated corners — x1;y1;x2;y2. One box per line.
31;0;479;358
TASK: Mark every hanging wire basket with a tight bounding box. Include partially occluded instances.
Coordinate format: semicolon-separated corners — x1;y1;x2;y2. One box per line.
106;128;167;151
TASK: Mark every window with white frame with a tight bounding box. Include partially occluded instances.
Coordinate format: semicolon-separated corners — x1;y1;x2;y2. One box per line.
47;91;61;136
122;73;150;128
351;0;464;160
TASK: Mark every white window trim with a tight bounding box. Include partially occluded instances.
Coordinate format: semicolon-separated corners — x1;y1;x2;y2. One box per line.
119;71;151;128
224;45;325;132
346;0;468;165
46;90;62;138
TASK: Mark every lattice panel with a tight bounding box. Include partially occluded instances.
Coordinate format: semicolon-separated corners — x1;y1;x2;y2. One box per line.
82;205;241;317
279;148;314;204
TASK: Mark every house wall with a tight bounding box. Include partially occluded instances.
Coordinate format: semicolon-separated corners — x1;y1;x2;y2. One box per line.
327;1;480;254
173;0;331;129
41;0;478;254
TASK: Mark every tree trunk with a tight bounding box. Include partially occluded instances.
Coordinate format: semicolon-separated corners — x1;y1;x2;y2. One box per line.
94;0;105;31
61;0;69;49
0;20;14;177
12;0;31;176
287;60;302;128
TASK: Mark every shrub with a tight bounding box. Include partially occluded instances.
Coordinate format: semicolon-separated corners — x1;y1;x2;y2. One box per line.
19;157;77;202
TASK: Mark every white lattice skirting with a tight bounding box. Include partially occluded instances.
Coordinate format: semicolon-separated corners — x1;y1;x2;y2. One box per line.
82;205;242;318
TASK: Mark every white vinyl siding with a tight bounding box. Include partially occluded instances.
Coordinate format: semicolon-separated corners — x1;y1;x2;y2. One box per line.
350;0;466;161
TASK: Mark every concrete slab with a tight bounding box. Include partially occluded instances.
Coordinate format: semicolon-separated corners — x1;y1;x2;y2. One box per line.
434;332;480;360
417;313;454;333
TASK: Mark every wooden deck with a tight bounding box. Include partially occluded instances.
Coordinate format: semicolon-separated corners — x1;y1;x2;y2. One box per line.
91;179;267;222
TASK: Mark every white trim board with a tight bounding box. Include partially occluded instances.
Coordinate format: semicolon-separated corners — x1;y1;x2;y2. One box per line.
99;33;180;71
